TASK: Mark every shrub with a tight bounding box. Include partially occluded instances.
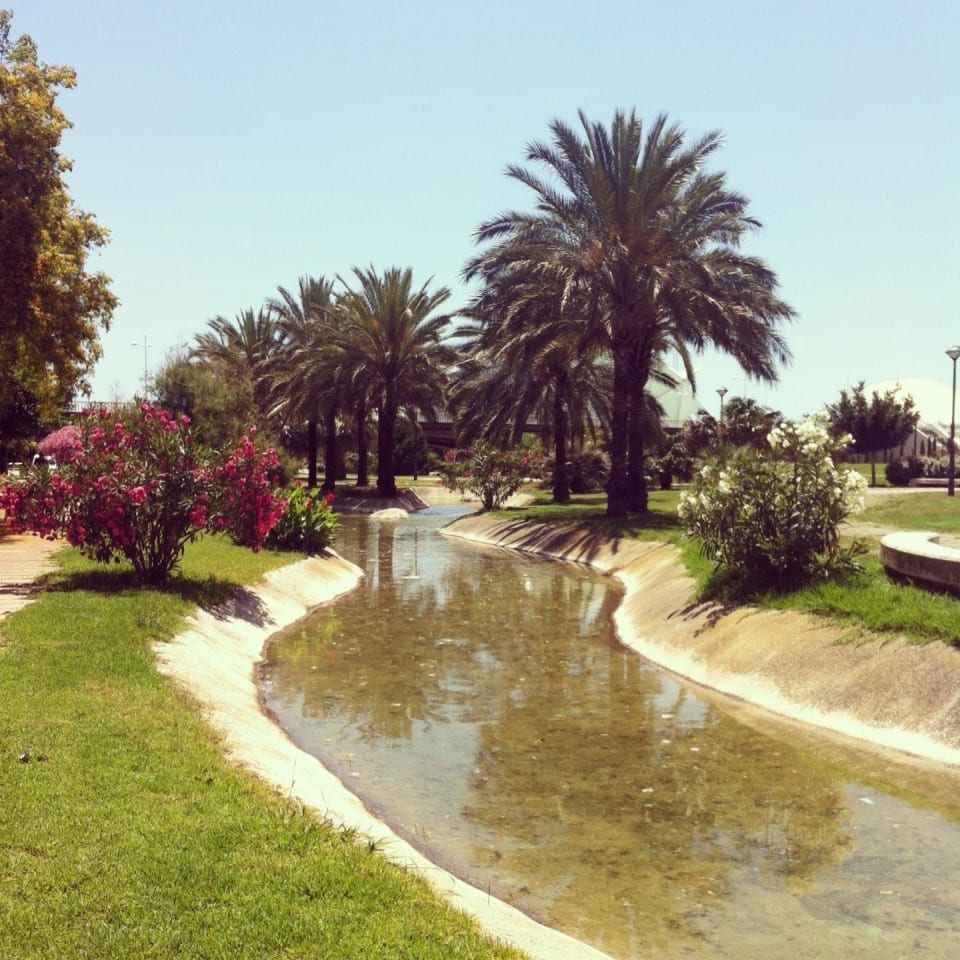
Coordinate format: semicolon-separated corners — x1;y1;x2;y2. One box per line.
885;455;950;485
265;482;339;553
678;413;867;590
568;449;609;493
436;441;532;509
1;404;286;583
654;439;693;491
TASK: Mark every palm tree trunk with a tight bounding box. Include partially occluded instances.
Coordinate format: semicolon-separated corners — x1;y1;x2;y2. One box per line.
355;399;369;487
627;378;648;513
322;403;337;494
552;381;570;504
377;399;398;498
606;323;631;517
306;418;318;489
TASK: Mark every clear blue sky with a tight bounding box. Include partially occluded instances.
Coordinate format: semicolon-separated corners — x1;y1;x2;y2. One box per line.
15;0;960;421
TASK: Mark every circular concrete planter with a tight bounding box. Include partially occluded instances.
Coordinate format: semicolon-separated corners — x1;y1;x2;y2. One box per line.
880;531;960;594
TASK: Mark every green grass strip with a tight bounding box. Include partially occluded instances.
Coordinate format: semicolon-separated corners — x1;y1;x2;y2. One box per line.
0;536;524;960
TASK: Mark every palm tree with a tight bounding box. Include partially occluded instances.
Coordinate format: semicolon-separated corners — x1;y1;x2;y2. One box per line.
264;277;339;490
453;269;609;503
192;306;279;420
465;110;794;516
335;266;454;498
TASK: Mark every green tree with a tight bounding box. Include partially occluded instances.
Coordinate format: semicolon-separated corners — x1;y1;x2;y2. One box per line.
336;267;454;499
827;381;920;486
466;110;794;516
153;345;257;452
0;11;116;439
0;378;39;470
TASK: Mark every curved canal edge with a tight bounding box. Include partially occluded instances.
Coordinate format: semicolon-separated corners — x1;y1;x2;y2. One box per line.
441;514;960;773
153;549;615;960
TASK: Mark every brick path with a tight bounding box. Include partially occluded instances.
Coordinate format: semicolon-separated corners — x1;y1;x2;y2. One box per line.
0;529;60;620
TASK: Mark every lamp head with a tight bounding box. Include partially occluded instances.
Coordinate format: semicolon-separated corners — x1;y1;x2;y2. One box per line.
947;346;960;362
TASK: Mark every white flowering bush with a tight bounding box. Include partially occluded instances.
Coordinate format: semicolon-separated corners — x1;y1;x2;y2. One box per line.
678;413;867;589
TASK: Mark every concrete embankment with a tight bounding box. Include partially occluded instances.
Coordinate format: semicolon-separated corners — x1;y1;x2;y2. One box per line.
441;514;960;773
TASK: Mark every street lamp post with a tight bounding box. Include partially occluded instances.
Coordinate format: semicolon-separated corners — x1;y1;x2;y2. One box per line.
131;336;152;399
716;387;728;422
947;346;960;497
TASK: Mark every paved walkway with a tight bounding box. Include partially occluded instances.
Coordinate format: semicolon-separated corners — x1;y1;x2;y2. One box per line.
0;529;61;620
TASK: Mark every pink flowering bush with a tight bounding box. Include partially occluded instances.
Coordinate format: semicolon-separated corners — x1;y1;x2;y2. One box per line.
1;404;286;583
38;425;82;464
436;440;532;510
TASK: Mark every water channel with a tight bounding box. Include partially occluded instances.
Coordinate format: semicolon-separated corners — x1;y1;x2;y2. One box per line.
260;507;960;959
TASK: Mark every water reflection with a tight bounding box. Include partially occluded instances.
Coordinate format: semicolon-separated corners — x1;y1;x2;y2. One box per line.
261;508;960;959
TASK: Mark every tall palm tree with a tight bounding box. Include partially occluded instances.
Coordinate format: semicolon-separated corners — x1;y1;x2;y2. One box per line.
465;110;795;516
335;266;454;498
264;276;340;490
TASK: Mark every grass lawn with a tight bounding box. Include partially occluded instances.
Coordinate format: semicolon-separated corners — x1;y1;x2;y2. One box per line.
493;487;960;646
0;535;525;960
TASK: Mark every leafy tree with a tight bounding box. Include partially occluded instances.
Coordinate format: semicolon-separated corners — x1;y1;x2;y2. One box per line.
466;110;794;516
153;346;257;451
0;378;40;470
0;11;116;439
827;381;919;486
336;266;454;498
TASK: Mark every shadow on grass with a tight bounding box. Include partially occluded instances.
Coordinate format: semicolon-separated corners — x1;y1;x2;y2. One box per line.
496;495;683;542
40;565;272;625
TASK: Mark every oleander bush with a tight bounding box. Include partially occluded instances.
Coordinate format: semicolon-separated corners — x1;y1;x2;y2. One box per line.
678;413;868;590
1;404;285;583
437;440;534;509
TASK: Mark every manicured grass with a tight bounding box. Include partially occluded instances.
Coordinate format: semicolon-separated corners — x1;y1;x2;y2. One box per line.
846;461;890;487
754;554;960;644
495;487;960;646
0;537;525;960
860;490;960;534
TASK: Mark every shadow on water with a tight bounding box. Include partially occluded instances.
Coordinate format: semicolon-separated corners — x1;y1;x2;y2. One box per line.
261;507;960;960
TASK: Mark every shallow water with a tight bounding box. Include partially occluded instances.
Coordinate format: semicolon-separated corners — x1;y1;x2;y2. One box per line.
261;507;960;959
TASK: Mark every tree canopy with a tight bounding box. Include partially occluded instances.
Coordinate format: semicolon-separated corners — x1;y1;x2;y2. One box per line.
0;10;116;440
827;381;919;485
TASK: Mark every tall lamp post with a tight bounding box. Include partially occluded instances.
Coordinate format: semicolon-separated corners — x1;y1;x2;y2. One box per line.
947;345;960;497
716;387;728;422
131;336;152;399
